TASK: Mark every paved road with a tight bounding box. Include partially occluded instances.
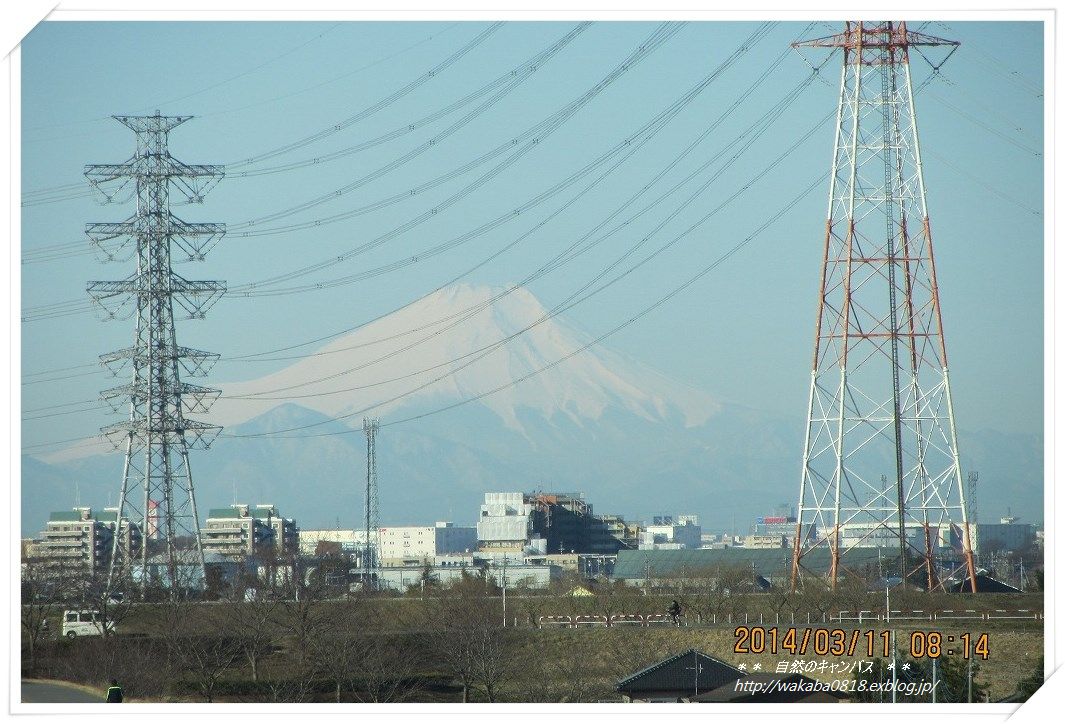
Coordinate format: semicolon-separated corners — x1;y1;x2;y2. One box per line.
21;681;103;703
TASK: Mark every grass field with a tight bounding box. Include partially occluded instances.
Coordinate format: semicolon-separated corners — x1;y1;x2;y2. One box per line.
24;588;1044;703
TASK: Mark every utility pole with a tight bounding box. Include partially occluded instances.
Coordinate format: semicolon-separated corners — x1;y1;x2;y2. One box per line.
891;630;897;704
932;656;938;703
501;556;508;627
90;112;225;599
789;23;977;592
362;418;380;590
968;470;980;566
967;653;973;702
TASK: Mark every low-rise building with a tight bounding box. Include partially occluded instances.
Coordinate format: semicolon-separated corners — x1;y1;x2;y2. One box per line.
743;534;787;549
374;562;560;592
837;521;942;550
298;529;368;557
974;520;1035;554
639;517;702;550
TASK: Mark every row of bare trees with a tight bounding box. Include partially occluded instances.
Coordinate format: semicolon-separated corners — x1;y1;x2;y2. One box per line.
22;560;520;702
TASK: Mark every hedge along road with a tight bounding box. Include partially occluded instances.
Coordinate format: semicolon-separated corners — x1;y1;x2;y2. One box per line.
21;680;104;703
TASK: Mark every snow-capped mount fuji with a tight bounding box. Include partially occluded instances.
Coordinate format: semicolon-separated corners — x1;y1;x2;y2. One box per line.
22;283;1043;534
208;283;721;435
29;282;789;532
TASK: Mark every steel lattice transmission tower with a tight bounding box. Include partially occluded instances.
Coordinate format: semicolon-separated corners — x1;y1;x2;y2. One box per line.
789;23;977;592
362;417;381;588
86;112;226;597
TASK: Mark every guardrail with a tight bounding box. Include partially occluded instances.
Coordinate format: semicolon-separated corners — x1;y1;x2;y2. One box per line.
537;609;1042;628
834;609;1042;622
537;613;683;628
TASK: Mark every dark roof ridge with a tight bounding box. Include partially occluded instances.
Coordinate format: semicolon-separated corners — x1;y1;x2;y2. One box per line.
616;648;744;689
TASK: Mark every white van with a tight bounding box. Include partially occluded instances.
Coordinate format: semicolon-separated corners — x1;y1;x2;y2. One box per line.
61;610;116;639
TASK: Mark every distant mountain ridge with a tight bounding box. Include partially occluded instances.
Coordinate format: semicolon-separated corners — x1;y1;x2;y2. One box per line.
21;284;1043;535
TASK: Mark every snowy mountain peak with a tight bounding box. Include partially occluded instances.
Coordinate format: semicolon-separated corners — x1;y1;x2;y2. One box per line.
208;283;720;434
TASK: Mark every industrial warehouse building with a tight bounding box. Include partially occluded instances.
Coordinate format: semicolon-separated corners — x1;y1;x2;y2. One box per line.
612;547;895;586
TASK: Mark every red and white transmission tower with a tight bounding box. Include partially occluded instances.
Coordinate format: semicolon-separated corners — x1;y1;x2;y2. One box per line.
789;23;977;592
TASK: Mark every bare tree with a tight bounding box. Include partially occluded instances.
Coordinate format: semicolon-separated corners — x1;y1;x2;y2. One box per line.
219;587;283;683
317;630;423;703
20;557;64;675
423;575;512;702
159;602;242;702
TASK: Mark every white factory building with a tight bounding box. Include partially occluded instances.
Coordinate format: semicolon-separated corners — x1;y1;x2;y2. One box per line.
378;522;477;565
298;529;369;557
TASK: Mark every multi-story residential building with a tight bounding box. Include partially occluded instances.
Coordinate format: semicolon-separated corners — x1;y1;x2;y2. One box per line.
378;522;477;566
32;507;140;575
201;504;298;560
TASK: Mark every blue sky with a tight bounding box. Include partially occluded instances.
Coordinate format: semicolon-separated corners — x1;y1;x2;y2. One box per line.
20;20;1044;457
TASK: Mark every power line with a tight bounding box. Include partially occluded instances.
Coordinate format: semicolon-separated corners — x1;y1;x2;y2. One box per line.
226;22;506;169
134;24;343;111
20;23;789;379
213;23;805;361
20;23;462;198
226;23;686;294
222;103;831;433
225;60;822;401
21;23;344;137
227;171;827;441
27;66;823;436
229;23;592;179
224;22;657;239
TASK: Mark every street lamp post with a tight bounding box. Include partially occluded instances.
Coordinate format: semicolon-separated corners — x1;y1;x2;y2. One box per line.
501;556;508;627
